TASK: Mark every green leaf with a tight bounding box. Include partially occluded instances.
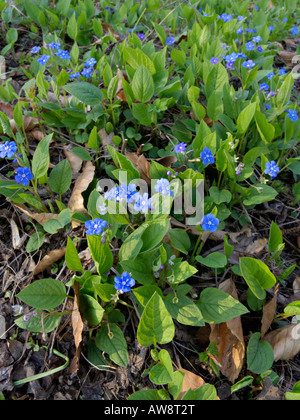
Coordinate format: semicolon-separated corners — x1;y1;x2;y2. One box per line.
182;383;218;400
247;332;274;374
284;301;300;316
149;349;174;385
237;102;257;134
95;283;116;302
268;222;283;253
197;287;249;324
166;261;198;284
164;293;205;327
231;376;254;394
137;292;175;347
17;278;67;310
209;186;232;205
276;73;294;110
67;12;78;40
65;237;83;273
196;252;227;268
123;46;156;74
63;82;103;105
168;229;191;255
32;133;53;180
128;389;170;400
205;62;228;97
26;231;45;253
243;184;278;206
120;259;154;285
87;236;113;275
240;257;277;300
48;159;72;195
95;323;128;367
79;294;104;326
15;313;62;333
131;65;154;103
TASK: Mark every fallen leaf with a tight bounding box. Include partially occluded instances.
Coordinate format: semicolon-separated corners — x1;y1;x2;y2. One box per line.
116;67;129;102
10;219;26;250
125;153;151;184
29;130;46;142
209;279;245;383
261;295;277;338
14;203;59;226
264;323;300;361
68;161;95;228
33;247;66;275
256;376;282;400
0;102;39;134
69;281;84;374
177;367;206;399
245;238;267;255
277;50;297;68
98;128;116;152
63;145;83;175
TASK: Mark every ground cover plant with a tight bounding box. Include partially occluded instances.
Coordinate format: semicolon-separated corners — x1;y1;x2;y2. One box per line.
0;0;299;401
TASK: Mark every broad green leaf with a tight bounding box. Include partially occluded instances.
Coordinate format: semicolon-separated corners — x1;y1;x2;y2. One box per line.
237;102;256;134
131;65;154;103
268;222;283;253
276;73;294;110
137;292;175;347
128;389;170;400
247;332;274;374
15;313;62;333
240;257;277;300
164;293;205;326
87;236;113;275
67;13;78;40
123;46;156;74
32;133;53;180
231;376;254;394
95;323;128;367
284;301;300;316
196;252;227;268
48;159;72;195
205;62;228;97
182;383;218;400
65;237;83;273
63;82;103;105
166;261;198;284
243;184;278;206
120;259;154;285
17;278;67;310
209;186;232;204
168;229;191;255
197;287;249;324
149;349;174;385
79;294;104;326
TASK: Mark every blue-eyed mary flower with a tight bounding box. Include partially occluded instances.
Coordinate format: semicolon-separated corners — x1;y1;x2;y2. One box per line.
200;147;215;165
201;214;220;232
0;141;18;159
37;55;50;65
265;161;280;179
114;272;135;293
15;167;33;187
154;178;174;197
174;142;187;153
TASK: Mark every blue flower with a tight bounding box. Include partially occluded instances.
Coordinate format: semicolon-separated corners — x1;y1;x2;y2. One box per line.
257;46;263;52
84;58;97;67
47;42;61;49
286;109;299;121
292;27;299;35
154;178;173;197
15;167;33;187
201;214;220;232
242;60;256;69
166;36;175;45
69;72;80;80
210;57;219;65
238;16;244;21
278;67;287;76
260;82;270;91
114;272;135;293
265;161;280;179
81;67;93;78
200;147;215;165
0;141;18;158
236;27;244;34
267;72;274;79
174;142;187;153
55;49;70;60
253;36;262;43
85;218;107;236
268;26;274;31
133;193;152;213
137;33;145;40
265;104;271;110
283;18;288;23
245;41;255;51
119;183;138;203
218;13;232;22
37;55;50;65
31;46;41;54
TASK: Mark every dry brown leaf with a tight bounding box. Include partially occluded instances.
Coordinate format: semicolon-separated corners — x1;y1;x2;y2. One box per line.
256;376;282;400
33;247;66;275
261;295;277;338
0;102;39;134
116;67;129;102
29;130;46;142
63;145;83;175
292;276;300;301
177;367;206;399
245;238;267;255
277;50;297;68
125;153;151;184
209;279;245;383
68;161;95;228
264;324;300;361
14;203;59;226
10;219;26;250
69;281;84;374
98;128;116;152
